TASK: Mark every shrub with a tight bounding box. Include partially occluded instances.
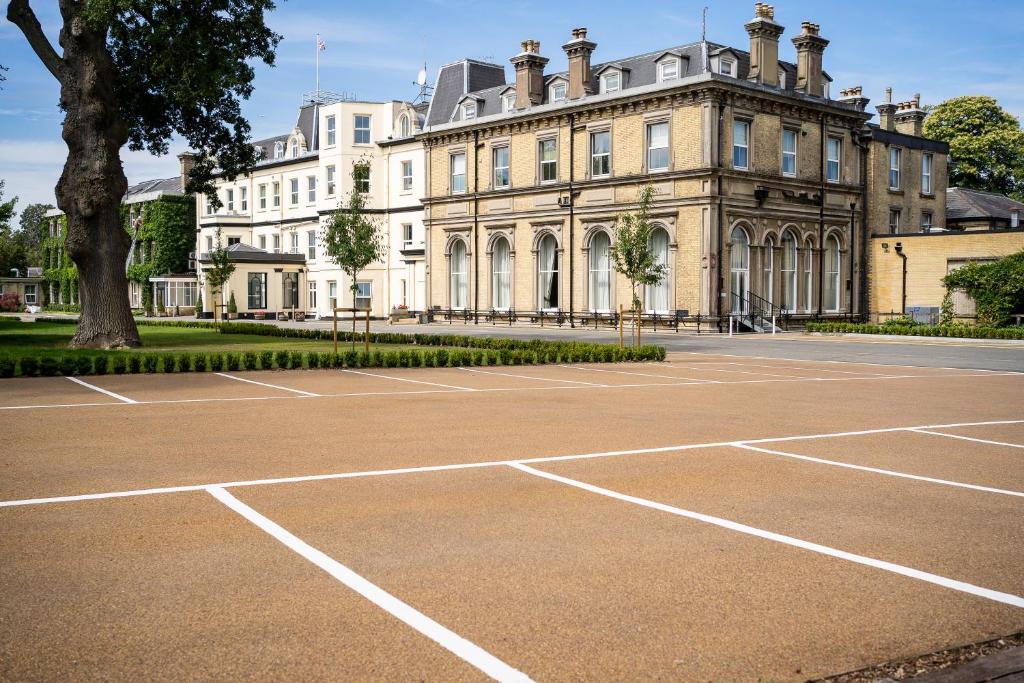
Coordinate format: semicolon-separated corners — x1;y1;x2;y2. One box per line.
209;354;224;372
318;352;334;369
59;356;79;376
225;353;240;371
0;355;15;378
143;354;159;373
159;353;176;373
127;355;142;374
242;351;258;371
92;356;108;375
177;354;192;372
306;352;319;369
343;350;358;368
111;355;128;375
0;292;22;312
76;355;94;376
258;350;273;370
36;357;58;377
20;357;39;377
193;354;207;372
274;350;289;369
289;351;304;369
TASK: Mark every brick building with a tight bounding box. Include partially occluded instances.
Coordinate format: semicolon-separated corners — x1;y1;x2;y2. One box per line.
419;3;946;329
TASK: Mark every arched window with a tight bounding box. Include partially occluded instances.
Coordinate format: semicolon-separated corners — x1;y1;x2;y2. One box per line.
803;239;814;312
781;231;797;312
588;231;612;312
824;235;841;311
730;226;750;313
290;139;299;158
491;236;511;310
274;141;284;159
645;227;671;312
537;234;559;311
763;236;775;305
399;115;411;137
450;240;468;309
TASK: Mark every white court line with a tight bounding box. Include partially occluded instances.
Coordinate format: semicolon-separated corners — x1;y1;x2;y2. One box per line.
733;444;1024;498
458;367;607;387
65;376;137;404
3;419;1021;509
343;368;476;392
673;350;1022;375
660;364;799;380
0;370;1018;412
207;486;531;682
215;372;321;397
508;463;1024;609
910;429;1024;450
720;361;889;377
557;364;717;383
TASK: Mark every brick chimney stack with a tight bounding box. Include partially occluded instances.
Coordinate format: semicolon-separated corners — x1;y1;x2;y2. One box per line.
177;152;197;194
895;93;926;137
511;40;549;108
792;21;828;97
838;86;870;112
562;27;597;100
745;3;784;87
876;87;897;131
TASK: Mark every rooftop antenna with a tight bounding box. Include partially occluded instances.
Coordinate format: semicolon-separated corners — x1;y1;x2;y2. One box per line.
413;61;433;105
701;6;708;42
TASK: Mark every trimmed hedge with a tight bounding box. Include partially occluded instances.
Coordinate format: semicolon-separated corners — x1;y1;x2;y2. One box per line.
2;343;665;378
807;322;1024;340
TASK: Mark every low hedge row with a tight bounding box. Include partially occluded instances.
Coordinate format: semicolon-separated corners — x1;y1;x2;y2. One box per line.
806;322;1024;340
0;344;665;378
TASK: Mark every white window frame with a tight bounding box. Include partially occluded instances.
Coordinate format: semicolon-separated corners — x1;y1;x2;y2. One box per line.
538;138;558;183
549;81;567;102
226;188;234;212
590;130;611;178
825;236;841;312
401;160;413;192
461;101;476;120
921;211;933;232
354;115;371;144
889;147;902;190
402;223;413;249
827;136;842;183
492;145;510;189
354;165;370;193
272;234;281;253
307;230;317;260
274;141;284;159
290;178;299;205
290;140;299;158
502;93;516;112
450;152;466;194
658;58;679;82
889;208;901;234
328;281;337;310
306;175;316;204
646;121;669;172
399;115;410;137
1012;210;1020;229
258;184;267;210
921;153;933;195
326;115;336;146
600;72;620;94
240;187;248;212
308;281;317;310
782;128;797;177
259;235;266;250
272;181;280;208
326;165;336;196
732;120;750;170
720;59;735;76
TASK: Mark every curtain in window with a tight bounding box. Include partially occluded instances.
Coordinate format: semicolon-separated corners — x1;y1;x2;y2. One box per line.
645;228;671;312
450;240;468;309
781;232;797;312
825;236;840;311
730;227;749;313
538;234;559;310
589;231;611;312
803;241;814;312
282;272;298;309
491;237;511;310
763;237;775;305
247;272;266;309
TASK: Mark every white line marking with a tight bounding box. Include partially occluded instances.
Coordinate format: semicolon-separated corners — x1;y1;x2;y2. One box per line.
720;361;887;377
673;350;1023;375
215;372;321;397
910;429;1024;450
663;364;800;379
557;364;717;383
3;419;1022;509
732;444;1024;498
65;376;137;404
343;368;476;391
508;463;1024;609
207;486;531;682
0;369;1017;412
458;367;606;386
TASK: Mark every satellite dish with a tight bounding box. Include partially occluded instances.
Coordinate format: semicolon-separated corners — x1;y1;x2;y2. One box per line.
416;65;427;86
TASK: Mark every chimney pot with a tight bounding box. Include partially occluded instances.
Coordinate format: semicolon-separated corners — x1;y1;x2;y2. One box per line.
792;21;828;96
746;1;784;86
511;39;549;107
562;26;596;99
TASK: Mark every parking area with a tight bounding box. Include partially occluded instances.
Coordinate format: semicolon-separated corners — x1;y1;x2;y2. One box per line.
1;353;1022;681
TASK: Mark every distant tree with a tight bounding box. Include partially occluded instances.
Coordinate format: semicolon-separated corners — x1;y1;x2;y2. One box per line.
320;162;385;348
609;185;667;345
7;0;279;348
0;180;27;275
923;96;1024;201
203;230;236;321
17;202;53;259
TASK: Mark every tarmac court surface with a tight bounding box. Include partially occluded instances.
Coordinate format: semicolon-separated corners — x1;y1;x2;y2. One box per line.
1;352;1022;681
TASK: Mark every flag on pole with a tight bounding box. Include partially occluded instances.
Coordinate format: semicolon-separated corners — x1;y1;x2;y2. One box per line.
318;37;326;51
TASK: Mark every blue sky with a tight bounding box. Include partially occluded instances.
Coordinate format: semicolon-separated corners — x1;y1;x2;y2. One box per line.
1;0;1022;217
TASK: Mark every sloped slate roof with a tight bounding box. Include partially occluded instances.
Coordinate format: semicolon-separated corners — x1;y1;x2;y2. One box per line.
125;176;183;197
947;187;1024;221
433;38;831;126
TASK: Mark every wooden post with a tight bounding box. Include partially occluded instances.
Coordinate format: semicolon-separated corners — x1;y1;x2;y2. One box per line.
364;309;370;354
333;311;338;355
618;304;624;349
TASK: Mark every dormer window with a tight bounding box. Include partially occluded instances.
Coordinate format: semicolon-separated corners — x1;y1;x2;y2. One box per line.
274;141;284;159
601;72;620;94
253;145;264;161
399;115;411;137
778;69;787;89
550;81;567;102
658;58;679;82
290;140;299;158
502;92;516;112
720;59;735;77
462;101;476;120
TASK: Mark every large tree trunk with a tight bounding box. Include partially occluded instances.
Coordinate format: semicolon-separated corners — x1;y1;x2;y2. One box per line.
55;2;139;348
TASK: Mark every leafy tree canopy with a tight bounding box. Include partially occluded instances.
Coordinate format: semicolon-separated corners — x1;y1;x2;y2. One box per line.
17;202;54;256
923;96;1024;201
609;185;668;314
321;162;386;300
943;250;1024;326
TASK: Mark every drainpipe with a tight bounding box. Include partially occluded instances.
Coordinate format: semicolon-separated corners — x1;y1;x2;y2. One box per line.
817;111;826;317
854;129;870;321
716;100;725;330
848;201;855;318
568;112;576;327
895;242;907;315
473;129;480;323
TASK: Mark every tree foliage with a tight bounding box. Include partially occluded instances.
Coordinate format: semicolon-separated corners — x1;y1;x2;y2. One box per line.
17;202;54;257
923;96;1024;201
203;230;236;318
609;185;668;315
0;180;27;275
942;251;1024;327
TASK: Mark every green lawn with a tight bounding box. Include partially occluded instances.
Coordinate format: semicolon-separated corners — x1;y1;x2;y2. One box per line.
0;318;420;359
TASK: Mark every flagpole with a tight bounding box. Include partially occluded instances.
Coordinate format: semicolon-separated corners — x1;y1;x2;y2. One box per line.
315;33;320;97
